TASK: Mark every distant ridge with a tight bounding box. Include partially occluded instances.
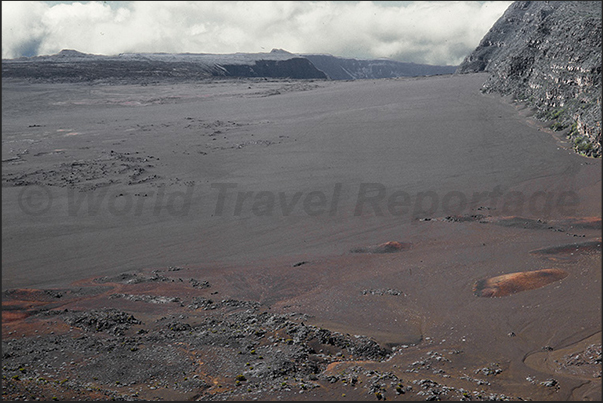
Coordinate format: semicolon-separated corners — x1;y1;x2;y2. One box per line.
1;49;327;81
303;54;457;80
457;1;602;158
54;49;91;58
2;49;457;83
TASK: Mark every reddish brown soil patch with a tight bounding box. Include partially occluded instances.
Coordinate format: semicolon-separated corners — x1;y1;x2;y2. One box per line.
473;268;569;297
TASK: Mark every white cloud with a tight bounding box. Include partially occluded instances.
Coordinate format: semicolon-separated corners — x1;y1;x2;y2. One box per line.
2;1;50;58
2;1;512;65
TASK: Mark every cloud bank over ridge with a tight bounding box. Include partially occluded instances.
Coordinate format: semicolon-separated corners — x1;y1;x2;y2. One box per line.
2;1;512;65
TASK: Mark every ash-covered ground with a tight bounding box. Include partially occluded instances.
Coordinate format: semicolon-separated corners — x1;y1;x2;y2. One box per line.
2;74;601;400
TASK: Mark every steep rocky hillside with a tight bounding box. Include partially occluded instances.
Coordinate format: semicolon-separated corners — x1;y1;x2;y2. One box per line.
457;1;601;158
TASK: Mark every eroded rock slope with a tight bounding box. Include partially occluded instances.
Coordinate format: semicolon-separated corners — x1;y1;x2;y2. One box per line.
457;1;601;157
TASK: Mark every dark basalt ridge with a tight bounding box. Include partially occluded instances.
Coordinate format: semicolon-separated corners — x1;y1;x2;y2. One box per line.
2;48;458;84
303;54;457;80
1;49;328;82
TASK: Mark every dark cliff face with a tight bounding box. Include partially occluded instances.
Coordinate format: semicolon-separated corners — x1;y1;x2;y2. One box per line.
457;1;602;158
0;59;222;81
1;50;327;82
220;58;328;79
303;54;457;80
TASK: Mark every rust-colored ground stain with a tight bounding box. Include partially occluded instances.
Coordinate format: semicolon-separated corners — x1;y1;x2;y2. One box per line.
1;286;112;323
473;268;569;297
2;290;65;323
349;241;411;254
1;310;31;322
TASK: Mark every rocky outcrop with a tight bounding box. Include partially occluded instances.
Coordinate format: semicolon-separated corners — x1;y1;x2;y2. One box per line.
457;1;602;158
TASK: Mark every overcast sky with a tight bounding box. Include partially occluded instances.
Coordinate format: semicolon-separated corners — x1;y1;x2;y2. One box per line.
2;1;512;65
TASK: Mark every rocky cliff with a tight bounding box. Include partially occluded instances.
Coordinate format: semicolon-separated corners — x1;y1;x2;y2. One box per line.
2;48;457;84
457;1;602;158
303;54;457;80
1;49;328;81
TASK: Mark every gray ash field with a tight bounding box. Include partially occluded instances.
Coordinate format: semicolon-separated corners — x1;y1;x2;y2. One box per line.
2;72;601;401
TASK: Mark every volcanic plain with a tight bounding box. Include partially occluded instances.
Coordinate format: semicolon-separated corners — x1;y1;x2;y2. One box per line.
2;73;601;400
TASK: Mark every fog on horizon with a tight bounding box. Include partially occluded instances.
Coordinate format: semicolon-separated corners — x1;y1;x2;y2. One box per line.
2;1;512;66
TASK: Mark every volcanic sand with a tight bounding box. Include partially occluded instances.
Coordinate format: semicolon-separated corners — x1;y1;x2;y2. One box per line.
2;73;601;400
